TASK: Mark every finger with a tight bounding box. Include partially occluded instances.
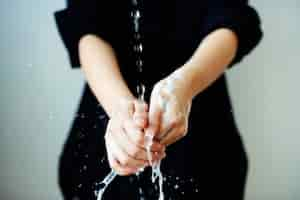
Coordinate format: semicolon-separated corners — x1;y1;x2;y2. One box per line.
148;103;163;137
120;98;135;119
133;100;148;128
133;113;148;128
152;151;167;163
123;119;165;152
106;148;138;176
123;119;146;147
105;135;138;175
122;122;166;161
160;125;186;147
134;99;148;113
109;128;148;169
156;118;178;141
116;123;149;162
150;140;166;152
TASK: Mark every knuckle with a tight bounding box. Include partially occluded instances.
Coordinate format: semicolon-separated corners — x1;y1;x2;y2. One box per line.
179;126;187;137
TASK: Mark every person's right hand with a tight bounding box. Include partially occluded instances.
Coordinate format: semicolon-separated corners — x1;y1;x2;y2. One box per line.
104;97;166;175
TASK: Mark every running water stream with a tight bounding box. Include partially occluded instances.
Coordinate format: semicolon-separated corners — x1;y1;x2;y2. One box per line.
95;0;165;199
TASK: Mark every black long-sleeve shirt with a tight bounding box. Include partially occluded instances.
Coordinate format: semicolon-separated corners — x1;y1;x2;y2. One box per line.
54;2;263;199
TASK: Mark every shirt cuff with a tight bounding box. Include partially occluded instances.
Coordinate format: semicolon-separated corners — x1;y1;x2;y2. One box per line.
54;6;116;68
201;4;263;68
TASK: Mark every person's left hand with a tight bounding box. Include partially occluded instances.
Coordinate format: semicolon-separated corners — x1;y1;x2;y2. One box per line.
145;72;193;147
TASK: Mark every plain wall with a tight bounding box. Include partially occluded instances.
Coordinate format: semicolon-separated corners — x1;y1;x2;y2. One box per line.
0;0;299;199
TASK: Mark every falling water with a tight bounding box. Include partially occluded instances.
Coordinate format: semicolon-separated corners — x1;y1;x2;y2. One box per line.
95;171;117;200
95;0;166;199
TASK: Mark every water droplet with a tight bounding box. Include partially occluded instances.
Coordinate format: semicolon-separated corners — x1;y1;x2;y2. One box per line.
136;59;143;68
134;33;141;40
133;44;143;52
95;171;117;200
100;157;105;163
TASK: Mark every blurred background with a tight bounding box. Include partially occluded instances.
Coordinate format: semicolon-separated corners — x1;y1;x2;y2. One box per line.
0;0;299;199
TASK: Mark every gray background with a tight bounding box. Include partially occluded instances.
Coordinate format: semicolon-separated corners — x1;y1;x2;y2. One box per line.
0;0;299;199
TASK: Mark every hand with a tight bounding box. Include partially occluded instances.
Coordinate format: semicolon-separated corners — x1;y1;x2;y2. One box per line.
104;97;166;175
146;72;192;147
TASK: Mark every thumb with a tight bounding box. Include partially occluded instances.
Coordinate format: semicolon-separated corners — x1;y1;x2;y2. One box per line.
148;97;163;137
120;98;135;119
133;99;148;128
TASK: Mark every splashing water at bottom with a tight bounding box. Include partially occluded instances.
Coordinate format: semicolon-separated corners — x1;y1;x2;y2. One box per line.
145;131;165;200
95;83;167;200
95;170;117;200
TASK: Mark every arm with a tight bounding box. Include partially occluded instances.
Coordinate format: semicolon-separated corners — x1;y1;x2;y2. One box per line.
146;0;262;147
54;2;166;175
146;28;238;145
78;34;134;117
79;34;165;175
172;28;238;100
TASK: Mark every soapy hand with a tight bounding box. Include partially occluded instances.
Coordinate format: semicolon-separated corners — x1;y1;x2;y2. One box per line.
105;97;166;175
146;71;192;147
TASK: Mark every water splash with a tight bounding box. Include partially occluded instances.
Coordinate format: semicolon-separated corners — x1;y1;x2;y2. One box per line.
145;129;165;200
153;161;164;200
95;170;117;200
95;0;166;199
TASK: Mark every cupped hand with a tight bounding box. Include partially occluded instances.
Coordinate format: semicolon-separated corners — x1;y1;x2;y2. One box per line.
104;97;166;176
146;72;192;147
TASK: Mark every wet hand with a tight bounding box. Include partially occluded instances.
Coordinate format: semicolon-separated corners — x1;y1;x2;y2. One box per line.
105;97;166;176
146;72;192;147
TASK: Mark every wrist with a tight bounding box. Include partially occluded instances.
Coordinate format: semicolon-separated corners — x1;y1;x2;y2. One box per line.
113;94;136;114
167;66;197;101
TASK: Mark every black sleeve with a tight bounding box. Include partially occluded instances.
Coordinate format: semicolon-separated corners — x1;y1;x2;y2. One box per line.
54;1;117;68
201;0;263;68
